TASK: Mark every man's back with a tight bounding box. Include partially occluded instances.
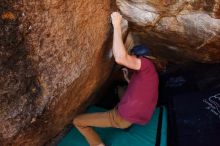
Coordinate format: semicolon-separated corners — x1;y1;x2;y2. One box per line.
118;57;159;125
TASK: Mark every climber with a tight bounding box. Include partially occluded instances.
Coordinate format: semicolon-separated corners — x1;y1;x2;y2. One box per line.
73;12;159;146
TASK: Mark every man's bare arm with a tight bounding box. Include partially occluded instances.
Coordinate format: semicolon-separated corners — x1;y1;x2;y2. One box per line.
111;12;141;70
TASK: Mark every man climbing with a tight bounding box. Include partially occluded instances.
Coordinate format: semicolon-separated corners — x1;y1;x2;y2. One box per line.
73;12;159;146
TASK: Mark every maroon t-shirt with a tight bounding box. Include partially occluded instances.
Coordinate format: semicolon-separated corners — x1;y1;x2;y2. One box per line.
117;57;159;125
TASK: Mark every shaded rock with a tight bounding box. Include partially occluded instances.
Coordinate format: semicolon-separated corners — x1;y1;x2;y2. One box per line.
117;0;220;63
0;0;115;145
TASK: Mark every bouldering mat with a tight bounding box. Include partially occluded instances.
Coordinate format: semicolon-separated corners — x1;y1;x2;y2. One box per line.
58;106;167;146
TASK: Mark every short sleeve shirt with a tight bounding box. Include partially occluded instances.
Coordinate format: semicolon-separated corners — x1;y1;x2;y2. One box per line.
117;57;159;125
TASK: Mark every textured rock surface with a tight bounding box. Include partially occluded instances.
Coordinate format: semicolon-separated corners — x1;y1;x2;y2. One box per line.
1;0;220;145
117;0;220;63
0;0;114;145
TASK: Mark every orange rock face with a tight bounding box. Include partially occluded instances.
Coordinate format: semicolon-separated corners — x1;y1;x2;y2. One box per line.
0;0;114;145
117;0;220;63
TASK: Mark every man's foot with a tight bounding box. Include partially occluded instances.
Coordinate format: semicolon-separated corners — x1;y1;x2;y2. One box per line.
96;143;105;146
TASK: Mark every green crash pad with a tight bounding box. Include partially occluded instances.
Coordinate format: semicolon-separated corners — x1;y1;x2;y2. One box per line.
58;106;167;146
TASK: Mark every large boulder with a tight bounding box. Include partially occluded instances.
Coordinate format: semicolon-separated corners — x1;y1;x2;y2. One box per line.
117;0;220;63
0;0;114;145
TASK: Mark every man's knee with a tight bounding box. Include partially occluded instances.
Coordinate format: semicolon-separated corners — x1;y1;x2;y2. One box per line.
73;115;83;126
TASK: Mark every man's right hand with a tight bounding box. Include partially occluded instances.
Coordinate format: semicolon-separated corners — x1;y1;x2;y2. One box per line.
122;68;130;83
111;12;122;28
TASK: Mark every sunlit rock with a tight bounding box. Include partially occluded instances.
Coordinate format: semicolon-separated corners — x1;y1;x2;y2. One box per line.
0;0;114;145
117;0;220;63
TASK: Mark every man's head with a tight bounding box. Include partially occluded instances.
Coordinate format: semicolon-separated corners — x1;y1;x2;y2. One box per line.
130;45;151;57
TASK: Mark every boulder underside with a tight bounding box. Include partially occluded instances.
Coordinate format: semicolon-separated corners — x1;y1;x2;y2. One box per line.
117;0;220;63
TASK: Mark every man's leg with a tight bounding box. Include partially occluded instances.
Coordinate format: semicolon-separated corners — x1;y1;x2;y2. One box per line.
73;111;112;146
73;109;132;146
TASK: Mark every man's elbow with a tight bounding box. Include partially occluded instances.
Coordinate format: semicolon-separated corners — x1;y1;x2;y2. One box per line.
115;56;126;65
115;57;122;65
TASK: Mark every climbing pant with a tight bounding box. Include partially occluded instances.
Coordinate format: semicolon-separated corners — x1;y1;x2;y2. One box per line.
73;107;132;146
